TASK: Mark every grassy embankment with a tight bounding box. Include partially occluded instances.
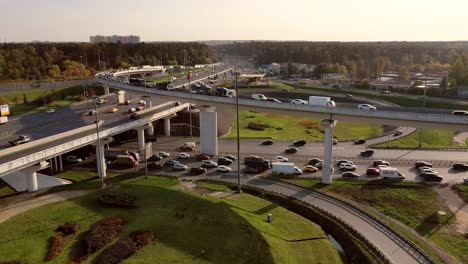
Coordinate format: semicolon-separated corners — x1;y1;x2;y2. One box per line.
0;176;341;264
375;129;467;149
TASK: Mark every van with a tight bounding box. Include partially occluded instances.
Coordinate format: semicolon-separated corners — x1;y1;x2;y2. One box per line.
380;167;404;179
184;142;196;148
115;155;138;167
251;94;267;101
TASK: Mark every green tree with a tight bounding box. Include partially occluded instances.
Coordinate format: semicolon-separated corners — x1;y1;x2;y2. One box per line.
48;64;61;78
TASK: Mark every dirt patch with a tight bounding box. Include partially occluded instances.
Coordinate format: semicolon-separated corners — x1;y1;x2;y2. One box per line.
266;114;284;118
298;121;318;127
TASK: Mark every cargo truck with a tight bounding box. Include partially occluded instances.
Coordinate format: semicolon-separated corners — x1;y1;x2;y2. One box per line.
308;96;336;107
271;162;302;175
244;156;270;171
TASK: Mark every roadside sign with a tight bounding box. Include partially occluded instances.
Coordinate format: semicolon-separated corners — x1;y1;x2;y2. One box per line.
0;116;8;124
0;104;9;116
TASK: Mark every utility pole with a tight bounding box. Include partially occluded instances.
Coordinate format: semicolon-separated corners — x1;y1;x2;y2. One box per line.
235;71;241;193
94;98;106;189
419;59;430;148
80;56;90;111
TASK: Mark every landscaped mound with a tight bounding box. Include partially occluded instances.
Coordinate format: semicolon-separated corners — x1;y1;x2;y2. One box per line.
93;231;154;264
99;193;137;208
46;222;80;261
70;217;125;263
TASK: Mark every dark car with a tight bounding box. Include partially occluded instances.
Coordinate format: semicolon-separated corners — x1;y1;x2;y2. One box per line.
148;155;163;162
130;113;140;119
360;149;374;157
332;139;338;145
415;161;433;168
164;160;179;166
190;167;207;175
342;172;359;178
266;98;282;103
354;139;366;145
179;146;195;152
425;173;443;182
373;160;390;167
261;140;274;146
225;155;237;161
244;167;263;174
452;163;468;171
285;147;298;154
148;162;162;169
293;140;307;146
197;154;210;160
309;158;323;165
366;167;380;176
218;158;233;165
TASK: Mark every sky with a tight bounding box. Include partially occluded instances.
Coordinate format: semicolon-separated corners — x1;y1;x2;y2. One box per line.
1;0;468;42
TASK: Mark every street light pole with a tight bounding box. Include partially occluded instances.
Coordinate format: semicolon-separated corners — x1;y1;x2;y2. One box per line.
80;56;90;111
418;59;430;148
235;71;241;193
94;98;106;189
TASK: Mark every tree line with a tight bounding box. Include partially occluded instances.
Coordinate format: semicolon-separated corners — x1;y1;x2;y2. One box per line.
219;41;468;85
0;42;218;81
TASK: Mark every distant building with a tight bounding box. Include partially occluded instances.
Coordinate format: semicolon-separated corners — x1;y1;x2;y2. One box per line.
90;35;140;44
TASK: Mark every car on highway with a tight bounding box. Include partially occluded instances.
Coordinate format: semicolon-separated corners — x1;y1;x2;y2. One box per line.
45;108;56;114
337;160;353;166
96;98;108;105
303;165;318;172
124;100;132;105
357;104;377;110
380;90;391;94
261;139;274;145
191;167;207;175
285;147;298;154
309;158;323;165
340;163;357;171
217;158;233;165
197;154;210;160
360;149;374;157
345;94;353;99
393;129;403;136
342;172;359;178
225;155;237;161
173;163;188;171
164;160;179;166
217;165;232;173
128;108;137;113
201;160;218;168
266;98;282;103
178;153;190;159
129;113;140;119
66;155;82;163
453;163;468;171
251;94;268;101
157;152;170;158
354;139;366;145
275;156;289;162
148;162;162;169
366;167;380;176
415;161;433;168
373;160;390;167
293;140;306;146
451;110;468;116
291;99;308;105
110;107;119;113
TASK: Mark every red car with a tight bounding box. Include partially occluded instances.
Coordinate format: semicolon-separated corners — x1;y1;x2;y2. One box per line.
366;167;380;176
197;154;210;160
179;146;194;152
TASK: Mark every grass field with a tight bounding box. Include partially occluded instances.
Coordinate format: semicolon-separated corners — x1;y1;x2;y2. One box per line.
452;184;468;203
375;129;466;149
0;176;341;264
287;178;468;262
226;110;383;141
0;178;15;197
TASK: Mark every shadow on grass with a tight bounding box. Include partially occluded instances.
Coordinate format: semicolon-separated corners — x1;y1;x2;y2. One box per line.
415;211;455;237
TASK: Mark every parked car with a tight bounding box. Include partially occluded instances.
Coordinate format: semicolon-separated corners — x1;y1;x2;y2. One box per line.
340;163;357;171
45;108;56;114
191;167;207;175
148;155;163;162
197;154;210;160
66;155;82;163
201;160;218;168
366;167;380;176
337;160;353;166
360;149;375;157
157;152;170;158
164;160;179;166
217;165;232;173
451;110;468;116
218;158;233;165
314;162;323;169
178;153;191;159
225;155;237;161
420;169;438;176
261;140;274;145
148;162;162;169
354;139;366;145
173;163;188;171
393;129;403;136
285;147;298;154
373;160;390;167
342;172;360;178
303;165;318;172
425;173;443;182
357;104;377;110
275;156;289;162
293;140;306;146
179;146;195;152
332;139;338;145
291;99;308;105
453;163;468;171
415;161;432;168
309;158;323;165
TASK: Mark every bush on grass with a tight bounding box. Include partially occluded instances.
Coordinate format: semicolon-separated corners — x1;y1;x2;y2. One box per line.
99;193;137;209
46;222;80;261
93;231;153;264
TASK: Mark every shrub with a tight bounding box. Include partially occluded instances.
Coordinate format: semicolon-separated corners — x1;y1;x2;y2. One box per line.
99;193;137;209
93;231;153;264
46;222;80;261
247;122;269;131
56;222;80;236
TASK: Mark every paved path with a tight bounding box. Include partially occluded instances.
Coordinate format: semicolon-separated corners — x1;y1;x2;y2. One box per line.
0;190;92;224
434;185;468;233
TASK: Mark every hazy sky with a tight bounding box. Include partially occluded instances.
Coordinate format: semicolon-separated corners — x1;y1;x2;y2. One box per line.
1;0;468;42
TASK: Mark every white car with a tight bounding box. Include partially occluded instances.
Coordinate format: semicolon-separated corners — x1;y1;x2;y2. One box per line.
66;155;82;163
178;152;191;159
96;98;108;105
251;94;268;101
357;104;377;110
340;163;357;171
291;99;308;105
173;163;188;170
217;165;232;173
201;160;218;168
275;156;289;162
45;108;56;114
463;177;468;184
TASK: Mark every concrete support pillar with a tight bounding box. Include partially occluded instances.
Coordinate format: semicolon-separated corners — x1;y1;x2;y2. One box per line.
58;155;63;172
321;120;336;184
21;161;49;192
104;86;110;95
95;142;107;180
199;108;218;156
146;123;154;136
137;128;145;152
164;118;171;137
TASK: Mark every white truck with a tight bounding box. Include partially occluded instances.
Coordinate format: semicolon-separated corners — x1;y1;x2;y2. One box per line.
271;162;302;175
9;135;31;146
380;167;405;179
308;96;336;107
0;116;8;125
